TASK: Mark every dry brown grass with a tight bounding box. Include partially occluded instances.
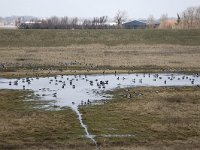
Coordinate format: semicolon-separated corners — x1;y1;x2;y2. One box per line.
0;90;95;150
80;87;200;150
0;44;200;73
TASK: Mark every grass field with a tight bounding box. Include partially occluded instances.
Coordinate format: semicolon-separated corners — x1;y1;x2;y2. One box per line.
80;87;200;150
0;87;199;150
0;29;200;149
0;90;95;150
1;45;200;74
0;29;200;47
0;29;200;75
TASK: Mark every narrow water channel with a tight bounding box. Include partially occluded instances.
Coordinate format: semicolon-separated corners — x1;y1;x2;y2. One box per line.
73;106;98;149
0;73;199;148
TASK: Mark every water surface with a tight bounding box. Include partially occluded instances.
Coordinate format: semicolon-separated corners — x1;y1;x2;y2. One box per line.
0;73;199;108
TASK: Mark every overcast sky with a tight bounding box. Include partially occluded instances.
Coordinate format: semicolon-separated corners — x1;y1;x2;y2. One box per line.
1;0;200;19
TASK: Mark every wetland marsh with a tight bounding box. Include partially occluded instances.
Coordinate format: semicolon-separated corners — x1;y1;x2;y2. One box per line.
0;29;200;149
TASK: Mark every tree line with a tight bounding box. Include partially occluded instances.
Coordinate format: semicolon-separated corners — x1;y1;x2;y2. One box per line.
16;6;200;29
16;16;118;29
180;6;200;29
158;6;200;29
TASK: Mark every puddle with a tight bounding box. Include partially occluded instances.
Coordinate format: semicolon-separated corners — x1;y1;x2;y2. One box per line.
1;73;199;108
0;73;200;148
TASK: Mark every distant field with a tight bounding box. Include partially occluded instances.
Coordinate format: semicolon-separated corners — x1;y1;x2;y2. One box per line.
1;45;200;73
0;29;200;76
0;29;200;47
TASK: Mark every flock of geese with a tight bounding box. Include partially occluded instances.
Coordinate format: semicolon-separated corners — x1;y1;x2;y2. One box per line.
6;73;200;106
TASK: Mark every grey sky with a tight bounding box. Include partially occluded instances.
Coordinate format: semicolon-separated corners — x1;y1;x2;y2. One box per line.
1;0;200;19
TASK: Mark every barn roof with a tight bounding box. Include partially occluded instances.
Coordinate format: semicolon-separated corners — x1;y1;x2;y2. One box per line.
123;20;147;26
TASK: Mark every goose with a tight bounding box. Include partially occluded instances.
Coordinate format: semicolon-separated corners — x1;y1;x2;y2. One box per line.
87;99;92;104
53;93;57;97
127;93;132;99
14;81;18;85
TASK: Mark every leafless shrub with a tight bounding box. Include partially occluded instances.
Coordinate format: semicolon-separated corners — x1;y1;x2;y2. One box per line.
178;6;200;29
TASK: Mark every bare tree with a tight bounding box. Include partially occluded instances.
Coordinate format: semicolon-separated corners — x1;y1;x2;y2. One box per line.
160;14;168;23
50;16;60;25
99;16;108;25
91;16;108;28
92;17;100;26
159;14;168;28
195;6;200;28
177;13;181;25
15;17;21;27
82;19;92;28
70;17;78;28
182;7;196;29
188;7;195;28
147;15;155;28
114;10;127;27
61;16;69;25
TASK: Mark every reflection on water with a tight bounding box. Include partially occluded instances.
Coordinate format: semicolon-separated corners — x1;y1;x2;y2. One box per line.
0;74;200;109
0;73;199;108
0;73;200;148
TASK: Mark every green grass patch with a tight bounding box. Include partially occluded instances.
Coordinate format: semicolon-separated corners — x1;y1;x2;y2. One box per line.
0;29;200;47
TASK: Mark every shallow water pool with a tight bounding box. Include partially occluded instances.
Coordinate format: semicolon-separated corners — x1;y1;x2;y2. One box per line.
0;73;199;109
1;73;199;147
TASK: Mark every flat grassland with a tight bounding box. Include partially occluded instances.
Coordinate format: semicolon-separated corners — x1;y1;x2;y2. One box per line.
0;90;94;150
0;29;200;149
0;29;200;47
0;29;200;77
1;87;199;150
81;87;200;150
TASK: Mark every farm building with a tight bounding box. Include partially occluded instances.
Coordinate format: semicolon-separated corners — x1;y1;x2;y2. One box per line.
123;20;160;29
123;20;147;29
